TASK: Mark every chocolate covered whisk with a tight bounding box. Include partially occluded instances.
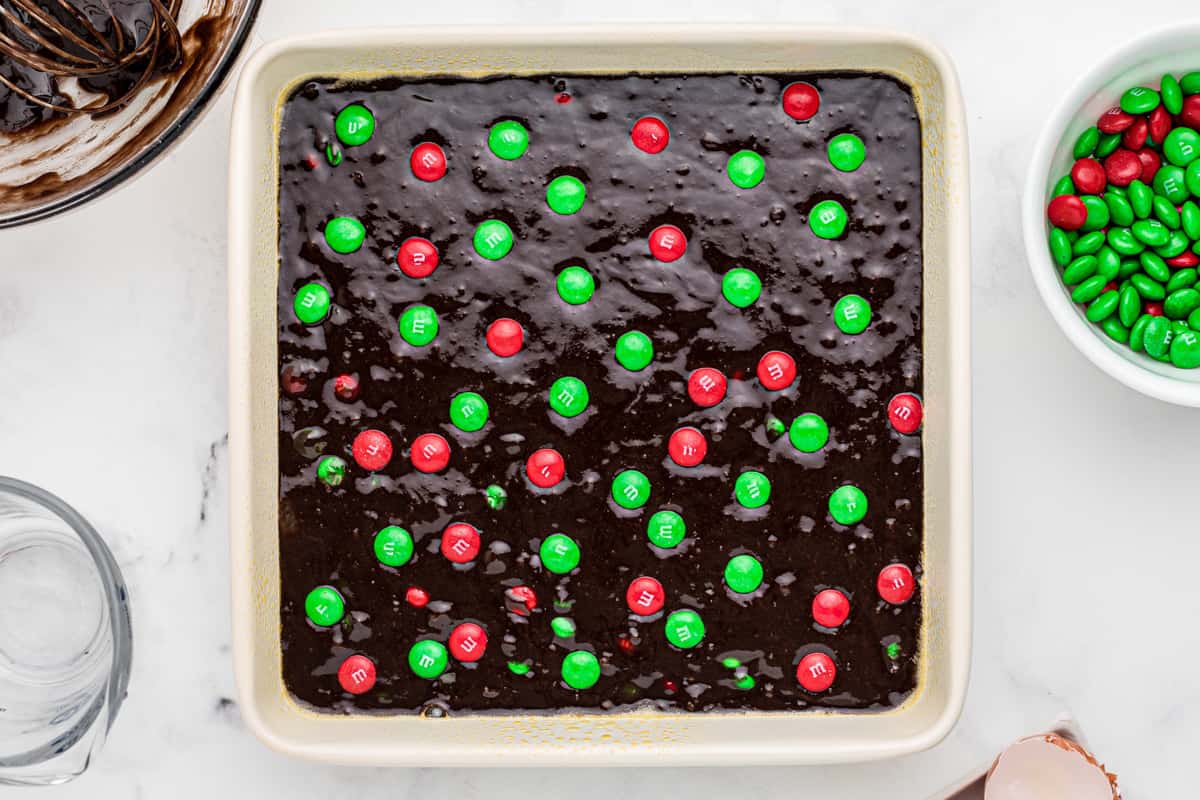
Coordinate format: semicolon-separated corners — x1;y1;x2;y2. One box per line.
0;0;182;117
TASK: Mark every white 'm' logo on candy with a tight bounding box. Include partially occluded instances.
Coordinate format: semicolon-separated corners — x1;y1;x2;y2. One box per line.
1165;177;1181;195
767;362;784;381
636;591;655;607
557;389;575;406
843;305;860;320
418;654;435;669
411;318;426;335
451;538;470;555
659;523;673;536
421;152;438;168
895;406;912;420
484;231;503;248
350;668;368;684
412;252;426;265
460;637;478;653
623;485;639;501
890;575;907;590
554;542;568;556
661;233;676;248
747;483;760;499
698;375;716;391
540;465;552;478
807;662;828;678
682;444;695;456
422;443;437;459
675;626;692;642
819;208;838;224
301;294;316;308
366;442;381;456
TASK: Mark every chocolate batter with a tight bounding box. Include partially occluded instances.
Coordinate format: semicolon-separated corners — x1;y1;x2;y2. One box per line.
276;72;924;714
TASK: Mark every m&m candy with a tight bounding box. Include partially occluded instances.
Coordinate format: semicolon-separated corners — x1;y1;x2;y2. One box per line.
474;219;514;260
561;650;600;690
504;585;538;616
646;509;686;548
833;294;872;335
450;391;489;433
546;175;587;215
397;237;439;278
325;216;365;254
782;82;820;120
877;563;916;605
448;622;488;662
687;367;727;407
789;413;829;453
664;609;705;649
727;150;765;189
335;103;375;147
408;640;449;679
489;120;529;160
722;267;762;308
441;522;481;563
549;376;589;417
410;142;447;182
405;586;430;608
316;455;346;487
399;304;439;346
556;266;595;305
796;652;836;692
305;585;345;627
539;532;581;574
486;318;524;357
615;330;654;371
668;426;707;467
526;447;565;488
828;133;866;172
887;393;923;434
626;576;665;615
631;116;669;153
374;525;414;567
337;654;377;694
294;283;331;325
724;554;764;594
809;200;848;239
756;350;796;390
648;224;687;262
352;429;393;471
829;484;868;525
611;469;651;509
411;433;450;473
734;470;771;509
812;588;850;628
333;373;359;402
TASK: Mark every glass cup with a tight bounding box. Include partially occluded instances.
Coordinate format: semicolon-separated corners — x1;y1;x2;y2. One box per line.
0;477;132;786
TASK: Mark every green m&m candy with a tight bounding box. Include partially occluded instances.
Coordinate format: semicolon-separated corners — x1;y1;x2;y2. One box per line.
1170;328;1200;368
556;266;595;304
485;484;508;510
789;413;829;452
294;282;331;325
1164;127;1200;167
809;200;848;239
722;267;762;308
539;532;581;574
549;376;589;417
374;525;414;567
612;469;651;509
399;304;438;346
561;650;600;690
304;585;345;626
335;103;375;147
829;484;868;525
551;616;576;638
324;216;365;254
1120;86;1160;115
450;391;489;432
727;150;765;188
734;470;771;509
647;509;686;548
833;294;872;334
316;455;347;487
408;639;449;679
615;330;654;371
664;609;705;649
546;175;587;215
474;219;514;260
724;554;764;594
828;133;866;171
488;120;529;160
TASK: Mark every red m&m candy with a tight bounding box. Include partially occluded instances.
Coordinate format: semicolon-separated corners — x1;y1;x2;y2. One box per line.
1167;250;1199;268
1047;195;1087;231
411;142;447;181
1148;105;1171;144
1121;117;1148;151
648;224;687;262
405;586;430;607
877;563;915;605
441;522;481;563
526;448;565;488
1104;149;1142;187
688;367;727;407
887;393;923;435
625;576;665;615
337;654;377;695
504;585;538;616
1097;106;1134;134
448;622;488;662
782;82;820;121
397;237;439;278
411;433;450;473
812;589;850;628
1181;95;1200;129
333;373;359;402
668;426;708;467
486;318;524;357
631;116;670;154
796;652;836;692
352;429;393;471
1069;158;1105;195
757;351;796;390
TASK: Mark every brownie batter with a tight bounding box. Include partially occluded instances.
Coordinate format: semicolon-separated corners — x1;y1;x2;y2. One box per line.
276;72;924;714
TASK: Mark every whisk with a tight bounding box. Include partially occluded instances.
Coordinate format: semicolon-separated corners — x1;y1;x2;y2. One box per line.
0;0;182;116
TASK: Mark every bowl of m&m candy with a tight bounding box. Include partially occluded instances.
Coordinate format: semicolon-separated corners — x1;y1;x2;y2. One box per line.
1025;24;1200;406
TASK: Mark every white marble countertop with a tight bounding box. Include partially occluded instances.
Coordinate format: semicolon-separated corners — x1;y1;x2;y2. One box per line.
4;0;1199;796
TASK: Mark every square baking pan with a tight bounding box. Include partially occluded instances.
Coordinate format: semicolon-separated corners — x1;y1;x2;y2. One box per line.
228;24;971;766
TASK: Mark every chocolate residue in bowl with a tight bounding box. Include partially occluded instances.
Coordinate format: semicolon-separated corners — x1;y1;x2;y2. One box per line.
0;0;183;134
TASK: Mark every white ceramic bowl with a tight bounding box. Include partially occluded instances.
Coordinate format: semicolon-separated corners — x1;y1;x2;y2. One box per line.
1024;23;1200;407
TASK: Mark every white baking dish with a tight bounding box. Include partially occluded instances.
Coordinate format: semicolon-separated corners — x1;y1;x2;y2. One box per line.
228;25;972;766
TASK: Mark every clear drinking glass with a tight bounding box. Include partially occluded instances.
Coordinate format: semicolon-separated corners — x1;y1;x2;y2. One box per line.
0;477;132;786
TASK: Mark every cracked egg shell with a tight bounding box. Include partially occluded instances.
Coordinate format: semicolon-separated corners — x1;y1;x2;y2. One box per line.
985;733;1120;800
